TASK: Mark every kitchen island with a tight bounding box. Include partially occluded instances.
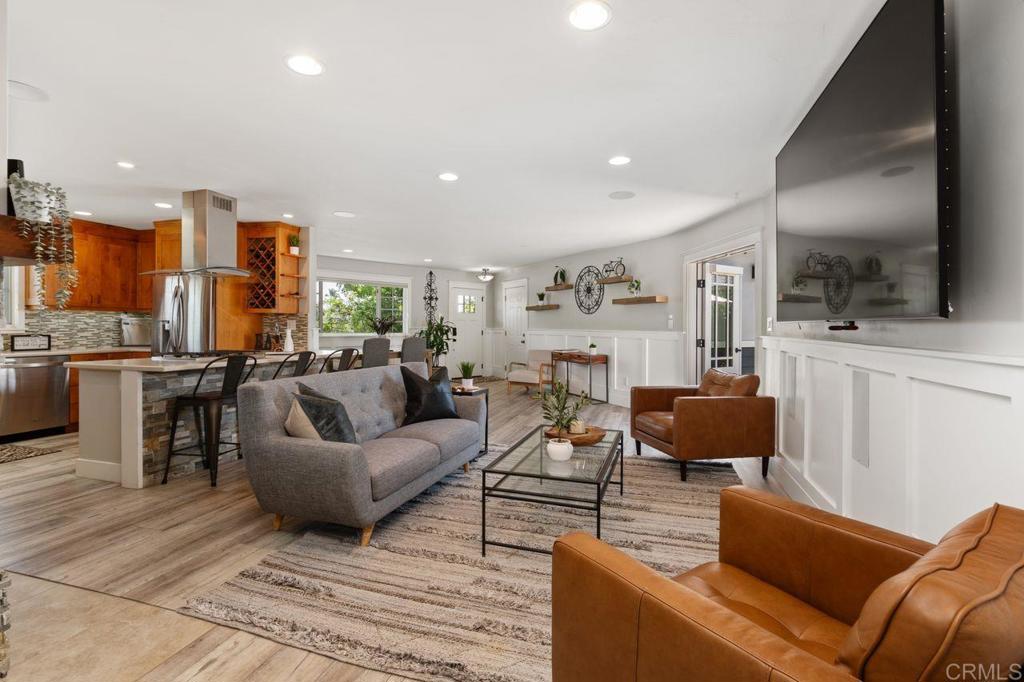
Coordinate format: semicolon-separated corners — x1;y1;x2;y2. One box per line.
65;354;320;488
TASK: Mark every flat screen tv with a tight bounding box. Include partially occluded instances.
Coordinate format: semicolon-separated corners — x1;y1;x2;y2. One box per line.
775;0;952;322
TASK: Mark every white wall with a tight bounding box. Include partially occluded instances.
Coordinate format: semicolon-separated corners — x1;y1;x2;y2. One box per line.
1;0;8;211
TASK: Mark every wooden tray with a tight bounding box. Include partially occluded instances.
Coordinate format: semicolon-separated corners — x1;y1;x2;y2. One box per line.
544;426;607;446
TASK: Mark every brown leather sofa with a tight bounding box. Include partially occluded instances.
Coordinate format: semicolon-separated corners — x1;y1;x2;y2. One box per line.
631;369;775;481
552;486;1024;681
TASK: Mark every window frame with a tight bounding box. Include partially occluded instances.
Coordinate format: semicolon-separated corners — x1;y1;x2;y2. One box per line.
316;270;412;337
0;265;27;333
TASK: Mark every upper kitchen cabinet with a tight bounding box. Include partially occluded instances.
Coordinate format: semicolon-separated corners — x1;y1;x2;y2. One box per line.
26;219;151;312
240;221;305;314
136;229;155;309
153;219;182;271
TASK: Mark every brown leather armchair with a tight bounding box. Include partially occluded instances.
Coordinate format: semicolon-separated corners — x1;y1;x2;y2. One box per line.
631;369;775;480
552;486;1024;681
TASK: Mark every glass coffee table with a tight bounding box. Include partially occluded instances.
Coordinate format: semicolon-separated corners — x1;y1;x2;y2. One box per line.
481;426;624;556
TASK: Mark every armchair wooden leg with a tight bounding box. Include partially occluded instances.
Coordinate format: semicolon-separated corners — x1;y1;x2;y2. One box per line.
272;513;284;531
680;461;687;482
762;456;770;478
507;381;512;394
634;439;642;456
360;524;375;547
463;462;470;473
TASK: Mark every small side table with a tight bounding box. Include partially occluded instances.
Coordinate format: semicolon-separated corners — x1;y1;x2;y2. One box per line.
551;351;610;404
452;385;489;453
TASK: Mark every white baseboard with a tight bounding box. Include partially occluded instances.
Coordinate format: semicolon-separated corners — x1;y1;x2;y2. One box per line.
75;458;121;483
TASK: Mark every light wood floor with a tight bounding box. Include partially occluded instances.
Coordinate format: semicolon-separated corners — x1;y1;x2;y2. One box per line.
0;379;783;681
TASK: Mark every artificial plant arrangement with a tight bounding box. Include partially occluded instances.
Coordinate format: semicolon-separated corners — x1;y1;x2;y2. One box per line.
553;265;567;285
7;173;78;309
287;233;301;255
791;273;807;293
417;316;457;366
458;361;475;379
627;279;642;296
370;315;399;336
536;292;546;302
588;342;597;355
538;380;590;437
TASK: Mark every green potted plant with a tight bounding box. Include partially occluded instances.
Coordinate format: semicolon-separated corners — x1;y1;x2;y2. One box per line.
536;292;546;303
627;279;642;297
370;315;398;336
417;317;457;367
287;233;301;255
588;342;597;356
457;361;475;388
539;380;590;461
553;266;567;285
7;173;78;309
791;273;807;294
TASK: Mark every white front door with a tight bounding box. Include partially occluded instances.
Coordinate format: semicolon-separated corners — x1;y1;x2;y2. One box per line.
704;264;743;374
448;283;485;375
502;280;528;371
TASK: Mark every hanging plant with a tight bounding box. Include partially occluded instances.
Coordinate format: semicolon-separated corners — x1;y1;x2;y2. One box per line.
7;173;78;310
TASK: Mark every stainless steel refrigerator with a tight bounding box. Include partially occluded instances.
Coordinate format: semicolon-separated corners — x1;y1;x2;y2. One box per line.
151;272;217;355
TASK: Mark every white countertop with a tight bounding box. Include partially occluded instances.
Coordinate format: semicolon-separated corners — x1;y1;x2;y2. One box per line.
65;351;321;373
0;346;149;359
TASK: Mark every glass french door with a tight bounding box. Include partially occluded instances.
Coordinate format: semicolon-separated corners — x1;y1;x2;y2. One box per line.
703;264;744;374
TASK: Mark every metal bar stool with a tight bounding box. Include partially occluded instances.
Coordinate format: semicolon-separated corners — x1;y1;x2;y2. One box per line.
162;354;256;487
319;347;359;373
362;337;391;368
272;350;315;379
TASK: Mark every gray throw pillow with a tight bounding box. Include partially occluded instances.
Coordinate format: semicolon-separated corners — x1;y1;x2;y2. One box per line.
284;383;358;443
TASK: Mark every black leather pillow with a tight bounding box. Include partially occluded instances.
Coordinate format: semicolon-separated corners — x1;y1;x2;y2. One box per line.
283;383;358;443
401;365;459;425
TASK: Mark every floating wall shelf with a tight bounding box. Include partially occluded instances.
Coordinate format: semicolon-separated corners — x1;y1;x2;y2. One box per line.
855;273;889;282
778;293;822;303
612;295;668;305
544;283;574;292
596;274;633;285
526;304;560;311
795;270;837;280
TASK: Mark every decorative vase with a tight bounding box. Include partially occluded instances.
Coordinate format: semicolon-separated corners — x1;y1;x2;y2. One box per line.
289;245;300;255
546;438;574;461
588;346;597;356
569;419;586;435
283;328;295;353
461;377;474;389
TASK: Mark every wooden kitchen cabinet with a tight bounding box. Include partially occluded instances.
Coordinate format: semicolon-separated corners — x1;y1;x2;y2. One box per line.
153;219;182;271
240;221;305;315
136;229;155;309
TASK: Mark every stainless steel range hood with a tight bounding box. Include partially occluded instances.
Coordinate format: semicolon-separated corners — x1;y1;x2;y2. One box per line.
141;189;249;277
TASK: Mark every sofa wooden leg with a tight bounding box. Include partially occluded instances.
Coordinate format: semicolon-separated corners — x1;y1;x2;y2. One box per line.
360;524;375;547
762;456;770;478
463;462;470;473
634;439;642;456
680;461;687;482
272;513;284;531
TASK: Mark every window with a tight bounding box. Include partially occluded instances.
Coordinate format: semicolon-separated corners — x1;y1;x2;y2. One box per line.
317;278;408;334
0;265;26;332
456;294;477;314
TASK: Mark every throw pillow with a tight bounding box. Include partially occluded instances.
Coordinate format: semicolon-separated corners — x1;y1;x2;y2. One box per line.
283;383;359;443
401;365;459;425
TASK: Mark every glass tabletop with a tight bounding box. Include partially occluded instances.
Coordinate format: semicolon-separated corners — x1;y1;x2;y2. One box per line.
485;426;622;485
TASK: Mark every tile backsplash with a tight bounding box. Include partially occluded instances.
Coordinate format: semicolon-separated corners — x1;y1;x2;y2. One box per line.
262;313;309;350
2;310;151;351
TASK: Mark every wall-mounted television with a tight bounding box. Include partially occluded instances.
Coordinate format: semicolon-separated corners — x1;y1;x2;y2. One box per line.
775;0;952;322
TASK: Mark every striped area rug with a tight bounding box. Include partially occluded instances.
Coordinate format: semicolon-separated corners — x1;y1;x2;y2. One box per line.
0;443;60;465
182;446;740;682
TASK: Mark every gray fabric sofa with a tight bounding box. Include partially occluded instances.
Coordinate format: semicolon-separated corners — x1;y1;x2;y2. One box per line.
237;362;486;545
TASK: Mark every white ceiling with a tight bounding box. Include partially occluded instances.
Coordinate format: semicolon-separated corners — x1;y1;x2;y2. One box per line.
7;0;882;272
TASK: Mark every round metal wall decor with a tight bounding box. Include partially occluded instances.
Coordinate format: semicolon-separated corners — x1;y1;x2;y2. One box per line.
575;265;604;315
824;255;854;314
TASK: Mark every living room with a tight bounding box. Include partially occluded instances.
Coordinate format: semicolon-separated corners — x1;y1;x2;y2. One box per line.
1;0;1022;680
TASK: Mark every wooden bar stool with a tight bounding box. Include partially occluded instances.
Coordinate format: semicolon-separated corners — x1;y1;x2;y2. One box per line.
162;354;256;487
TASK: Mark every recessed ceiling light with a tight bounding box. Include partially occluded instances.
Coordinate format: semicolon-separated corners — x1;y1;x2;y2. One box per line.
73;210;93;217
282;213;294;219
569;1;611;31
608;190;636;200
423;258;433;263
343;249;354;253
117;161;135;169
286;55;324;76
608;156;631;166
438;172;459;182
154;202;173;209
332;211;356;218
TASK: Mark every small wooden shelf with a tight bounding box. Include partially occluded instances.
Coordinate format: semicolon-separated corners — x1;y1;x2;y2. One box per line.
778;293;823;303
855;273;889;282
526;304;560;311
280;252;307;258
544;283;574;292
278;273;305;279
596;274;633;285
612;295;667;305
868;297;910;306
795;270;837;280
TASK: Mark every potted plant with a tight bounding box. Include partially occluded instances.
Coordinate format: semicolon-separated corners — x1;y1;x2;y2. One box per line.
627;279;642;297
539;380;590;461
553;266;567;285
417;317;457;367
370;315;398;336
287;233;301;255
7;173;78;309
791;273;807;294
588;342;597;355
457;361;475;388
536;292;546;303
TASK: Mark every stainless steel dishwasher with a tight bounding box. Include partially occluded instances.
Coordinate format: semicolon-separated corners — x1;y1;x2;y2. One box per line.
0;354;70;436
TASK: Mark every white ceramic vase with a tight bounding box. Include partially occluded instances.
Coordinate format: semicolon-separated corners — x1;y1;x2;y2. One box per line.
289;245;300;255
283;328;295;353
461;377;474;389
546;438;573;461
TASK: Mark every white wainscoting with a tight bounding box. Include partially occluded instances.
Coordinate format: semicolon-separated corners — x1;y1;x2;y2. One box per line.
482;328;505;377
526;329;686;406
763;336;1024;542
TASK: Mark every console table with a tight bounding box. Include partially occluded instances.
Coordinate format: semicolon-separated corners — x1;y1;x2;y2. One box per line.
551;350;609;404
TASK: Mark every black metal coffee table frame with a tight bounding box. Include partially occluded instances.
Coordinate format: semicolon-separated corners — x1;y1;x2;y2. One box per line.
481;426;624;556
